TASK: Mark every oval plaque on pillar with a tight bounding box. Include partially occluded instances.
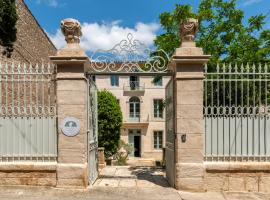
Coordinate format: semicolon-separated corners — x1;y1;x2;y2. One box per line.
61;117;80;137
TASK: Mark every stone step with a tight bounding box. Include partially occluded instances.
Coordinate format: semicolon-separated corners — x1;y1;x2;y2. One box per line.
127;158;156;167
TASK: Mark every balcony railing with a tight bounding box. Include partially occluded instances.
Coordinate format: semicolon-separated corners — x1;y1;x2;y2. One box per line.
123;81;145;92
125;113;149;123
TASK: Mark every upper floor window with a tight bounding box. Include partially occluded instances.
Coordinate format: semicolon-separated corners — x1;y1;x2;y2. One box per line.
129;96;140;120
110;75;119;86
130;76;139;90
153;76;163;86
154;131;163;150
153;99;163;118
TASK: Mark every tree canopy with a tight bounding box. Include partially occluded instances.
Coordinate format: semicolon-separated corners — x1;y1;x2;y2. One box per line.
98;90;123;158
155;0;270;65
0;0;18;57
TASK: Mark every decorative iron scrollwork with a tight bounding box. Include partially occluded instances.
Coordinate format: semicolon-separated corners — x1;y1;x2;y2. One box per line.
90;33;170;73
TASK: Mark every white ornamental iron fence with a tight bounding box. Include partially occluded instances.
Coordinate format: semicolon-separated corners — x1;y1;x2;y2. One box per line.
0;62;57;162
204;63;270;162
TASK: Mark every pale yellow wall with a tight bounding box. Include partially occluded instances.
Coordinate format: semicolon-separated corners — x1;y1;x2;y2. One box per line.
95;75;170;160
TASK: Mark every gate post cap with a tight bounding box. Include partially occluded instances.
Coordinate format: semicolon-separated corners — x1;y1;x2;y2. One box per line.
53;18;87;57
61;18;82;44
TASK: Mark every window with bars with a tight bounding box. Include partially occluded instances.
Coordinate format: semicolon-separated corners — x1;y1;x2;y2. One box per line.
110;75;119;86
154;131;163;150
153;99;163;118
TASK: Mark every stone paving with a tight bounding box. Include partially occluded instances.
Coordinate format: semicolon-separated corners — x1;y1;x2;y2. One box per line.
94;166;169;188
1;166;270;199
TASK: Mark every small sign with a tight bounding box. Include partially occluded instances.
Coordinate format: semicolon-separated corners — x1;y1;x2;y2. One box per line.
61;117;80;137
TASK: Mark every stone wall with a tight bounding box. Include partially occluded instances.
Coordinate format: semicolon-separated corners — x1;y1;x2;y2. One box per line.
0;163;57;187
0;0;56;64
204;162;270;193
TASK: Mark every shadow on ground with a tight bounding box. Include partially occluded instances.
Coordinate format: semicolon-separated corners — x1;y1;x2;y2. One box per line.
130;167;170;188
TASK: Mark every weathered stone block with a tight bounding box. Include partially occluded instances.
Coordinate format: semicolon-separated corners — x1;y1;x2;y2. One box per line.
57;90;86;105
176;177;205;192
57;105;87;120
58;131;87;150
0;176;56;187
176;163;204;178
58;149;87;163
176;104;203;119
0;172;56;178
204;173;229;191
228;175;245;191
259;175;270;193
177;80;203;92
176;118;203;134
245;175;258;192
57;164;88;182
176;91;203;105
176;133;203;149
57;178;87;188
177;148;203;163
57;80;87;91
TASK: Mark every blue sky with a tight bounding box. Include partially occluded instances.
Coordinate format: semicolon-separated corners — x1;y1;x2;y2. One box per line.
25;0;270;54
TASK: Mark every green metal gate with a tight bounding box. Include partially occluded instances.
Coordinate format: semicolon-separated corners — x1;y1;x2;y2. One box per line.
87;76;98;185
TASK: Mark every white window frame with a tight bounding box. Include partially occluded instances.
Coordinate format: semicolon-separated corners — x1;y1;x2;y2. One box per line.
110;75;119;86
153;131;163;150
153;99;163;118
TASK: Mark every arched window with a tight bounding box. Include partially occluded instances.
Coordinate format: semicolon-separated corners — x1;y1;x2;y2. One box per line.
129;96;140;121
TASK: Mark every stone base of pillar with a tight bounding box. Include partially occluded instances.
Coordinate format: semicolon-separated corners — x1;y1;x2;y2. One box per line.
56;163;88;188
175;163;205;192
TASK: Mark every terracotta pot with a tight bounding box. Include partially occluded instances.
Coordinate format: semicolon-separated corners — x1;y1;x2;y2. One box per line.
105;158;112;166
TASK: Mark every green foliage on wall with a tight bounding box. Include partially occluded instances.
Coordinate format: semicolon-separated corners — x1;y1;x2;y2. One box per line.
155;0;270;66
98;90;123;159
0;0;18;57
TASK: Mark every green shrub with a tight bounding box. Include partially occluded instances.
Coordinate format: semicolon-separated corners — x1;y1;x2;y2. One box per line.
98;90;123;159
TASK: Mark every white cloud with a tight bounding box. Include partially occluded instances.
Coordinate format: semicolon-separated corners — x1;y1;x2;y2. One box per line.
242;0;262;6
36;0;59;7
48;21;160;53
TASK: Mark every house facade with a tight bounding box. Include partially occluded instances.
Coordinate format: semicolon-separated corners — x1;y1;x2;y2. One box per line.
94;74;170;161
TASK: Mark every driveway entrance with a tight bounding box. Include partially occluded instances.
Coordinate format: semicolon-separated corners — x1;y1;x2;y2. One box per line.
94;166;170;188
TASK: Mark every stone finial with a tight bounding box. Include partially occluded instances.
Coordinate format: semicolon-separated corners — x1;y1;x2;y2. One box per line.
180;18;198;42
61;18;82;44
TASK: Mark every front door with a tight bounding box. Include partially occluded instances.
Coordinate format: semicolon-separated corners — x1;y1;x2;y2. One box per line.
134;135;141;157
128;129;141;157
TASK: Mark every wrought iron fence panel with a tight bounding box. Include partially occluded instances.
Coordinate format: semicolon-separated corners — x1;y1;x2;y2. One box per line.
204;63;270;161
0;62;57;162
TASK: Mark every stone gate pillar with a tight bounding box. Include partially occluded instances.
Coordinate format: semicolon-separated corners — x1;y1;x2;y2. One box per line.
171;18;210;191
50;18;89;188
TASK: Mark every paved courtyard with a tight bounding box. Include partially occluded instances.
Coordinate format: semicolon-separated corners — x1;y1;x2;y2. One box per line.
0;166;270;200
95;166;169;188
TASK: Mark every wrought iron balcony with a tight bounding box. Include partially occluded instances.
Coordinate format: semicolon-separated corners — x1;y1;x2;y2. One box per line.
124;113;149;124
123;81;145;92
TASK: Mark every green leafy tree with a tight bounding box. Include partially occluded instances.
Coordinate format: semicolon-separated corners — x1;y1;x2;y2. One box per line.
155;0;270;66
98;90;123;158
0;0;18;57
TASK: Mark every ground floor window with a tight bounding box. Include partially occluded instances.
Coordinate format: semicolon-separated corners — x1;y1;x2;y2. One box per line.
154;131;163;150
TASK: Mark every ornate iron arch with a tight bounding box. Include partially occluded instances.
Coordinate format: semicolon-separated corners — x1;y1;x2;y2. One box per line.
89;33;171;74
